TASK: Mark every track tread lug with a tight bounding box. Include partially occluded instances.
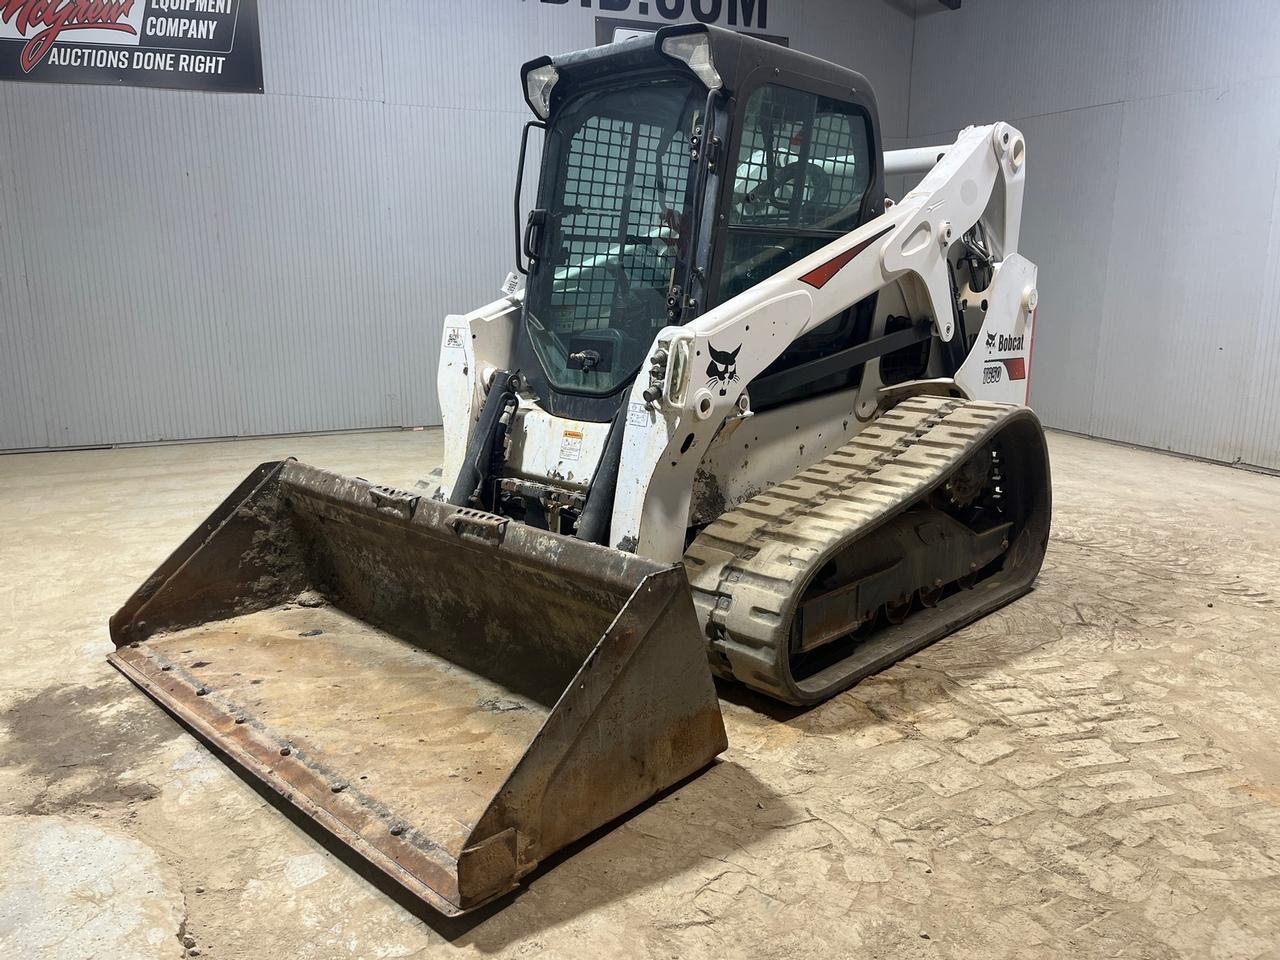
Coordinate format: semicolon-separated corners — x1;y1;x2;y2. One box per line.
685;397;1046;704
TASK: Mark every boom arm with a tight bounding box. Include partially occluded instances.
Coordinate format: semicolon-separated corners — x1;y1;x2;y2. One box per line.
611;123;1035;560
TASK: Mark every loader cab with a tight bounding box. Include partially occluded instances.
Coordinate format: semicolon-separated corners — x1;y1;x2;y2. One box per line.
515;24;886;421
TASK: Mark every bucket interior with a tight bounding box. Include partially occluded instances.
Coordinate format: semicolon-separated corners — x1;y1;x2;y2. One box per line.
137;602;552;859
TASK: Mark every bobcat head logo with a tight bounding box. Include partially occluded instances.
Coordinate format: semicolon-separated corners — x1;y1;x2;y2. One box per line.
706;343;741;396
985;331;997;351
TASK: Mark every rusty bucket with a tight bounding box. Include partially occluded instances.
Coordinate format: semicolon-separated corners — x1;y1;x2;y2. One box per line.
108;460;726;915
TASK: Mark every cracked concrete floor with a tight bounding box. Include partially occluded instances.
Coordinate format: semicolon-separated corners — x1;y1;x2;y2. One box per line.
2;428;1279;959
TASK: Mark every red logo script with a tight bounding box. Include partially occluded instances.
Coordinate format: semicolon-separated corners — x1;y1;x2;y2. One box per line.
2;0;137;72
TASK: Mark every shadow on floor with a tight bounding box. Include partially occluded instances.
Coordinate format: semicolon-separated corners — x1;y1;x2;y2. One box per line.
1;675;783;948
714;677;810;722
18;635;1020;946
221;752;783;947
78;670;787;946
442;758;784;949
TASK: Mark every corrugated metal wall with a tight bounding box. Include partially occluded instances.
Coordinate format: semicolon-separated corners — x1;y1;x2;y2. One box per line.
0;0;915;451
908;0;1280;470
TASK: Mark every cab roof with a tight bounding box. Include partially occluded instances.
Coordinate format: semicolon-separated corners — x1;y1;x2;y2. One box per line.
520;23;877;118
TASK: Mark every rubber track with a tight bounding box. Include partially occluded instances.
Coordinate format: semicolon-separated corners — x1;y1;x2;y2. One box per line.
684;395;1023;701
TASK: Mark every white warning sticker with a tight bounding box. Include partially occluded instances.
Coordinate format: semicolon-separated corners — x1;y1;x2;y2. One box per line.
501;272;520;297
560;429;583;461
627;403;650;427
444;327;466;349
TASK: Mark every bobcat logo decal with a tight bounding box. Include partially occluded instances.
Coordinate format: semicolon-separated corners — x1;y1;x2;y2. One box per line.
985;331;997;351
706;343;741;396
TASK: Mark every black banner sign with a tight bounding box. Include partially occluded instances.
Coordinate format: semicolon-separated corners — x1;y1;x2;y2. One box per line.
0;0;263;93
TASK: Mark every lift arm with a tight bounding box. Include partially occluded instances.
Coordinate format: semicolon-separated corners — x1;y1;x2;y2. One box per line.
611;123;1033;561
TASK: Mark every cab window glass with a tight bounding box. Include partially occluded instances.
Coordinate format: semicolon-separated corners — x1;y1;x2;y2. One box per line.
729;85;870;234
716;84;877;410
718;85;871;301
523;78;702;396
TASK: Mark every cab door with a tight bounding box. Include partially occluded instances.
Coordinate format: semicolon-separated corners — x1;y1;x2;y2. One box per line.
708;80;885;410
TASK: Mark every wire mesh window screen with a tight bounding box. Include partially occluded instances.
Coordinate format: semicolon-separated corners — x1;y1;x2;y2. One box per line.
522;79;701;396
714;84;877;409
718;84;873;304
550;114;693;335
730;84;870;232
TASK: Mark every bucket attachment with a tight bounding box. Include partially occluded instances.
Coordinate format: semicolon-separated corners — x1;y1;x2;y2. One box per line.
108;461;727;915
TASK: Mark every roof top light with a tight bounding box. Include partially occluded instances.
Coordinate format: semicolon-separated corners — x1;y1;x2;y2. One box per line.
661;33;722;90
525;63;559;119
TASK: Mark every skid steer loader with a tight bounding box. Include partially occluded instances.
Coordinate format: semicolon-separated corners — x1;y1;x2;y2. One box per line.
109;24;1050;915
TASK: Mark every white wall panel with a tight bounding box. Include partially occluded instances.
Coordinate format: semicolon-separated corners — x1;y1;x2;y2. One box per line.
0;109;45;449
1240;152;1280;469
911;0;1280;139
380;0;580;112
377;103;532;426
1016;102;1123;434
802;0;916;140
258;0;386;102
908;0;1280;470
1120;0;1280;103
3;86;398;446
908;0;1139;138
206;95;395;438
1091;79;1280;463
0;0;915;451
5;85;243;447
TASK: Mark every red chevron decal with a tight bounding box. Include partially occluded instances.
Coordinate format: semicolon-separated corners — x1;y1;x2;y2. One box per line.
799;226;892;289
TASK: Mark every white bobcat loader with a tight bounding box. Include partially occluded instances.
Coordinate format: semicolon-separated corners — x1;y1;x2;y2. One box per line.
108;25;1050;916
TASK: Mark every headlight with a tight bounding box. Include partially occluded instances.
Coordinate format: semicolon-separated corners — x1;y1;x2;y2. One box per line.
661;33;722;90
666;336;691;406
524;64;559;119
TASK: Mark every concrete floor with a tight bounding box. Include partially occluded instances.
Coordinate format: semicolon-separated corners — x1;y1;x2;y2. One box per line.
2;428;1279;959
